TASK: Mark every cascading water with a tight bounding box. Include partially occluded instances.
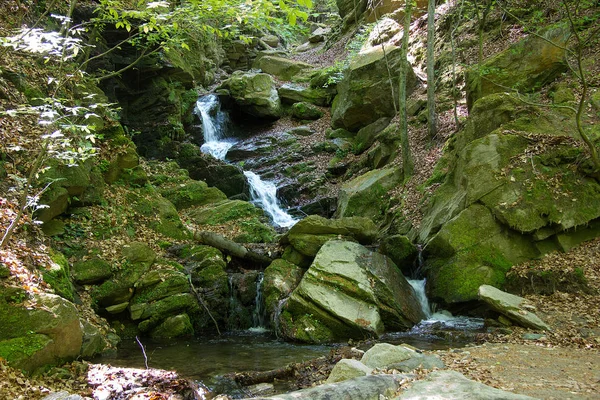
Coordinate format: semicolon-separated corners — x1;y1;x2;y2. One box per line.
195;95;297;228
251;272;266;329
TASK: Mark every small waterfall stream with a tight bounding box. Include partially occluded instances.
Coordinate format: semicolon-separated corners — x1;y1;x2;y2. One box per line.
194;95;297;228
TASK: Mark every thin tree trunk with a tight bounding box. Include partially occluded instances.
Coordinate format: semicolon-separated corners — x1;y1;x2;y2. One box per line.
426;0;436;140
399;0;414;178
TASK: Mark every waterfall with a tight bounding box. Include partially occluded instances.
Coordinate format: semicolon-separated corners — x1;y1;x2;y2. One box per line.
195;94;235;160
251;272;266;330
195;94;296;228
408;279;432;319
244;171;297;228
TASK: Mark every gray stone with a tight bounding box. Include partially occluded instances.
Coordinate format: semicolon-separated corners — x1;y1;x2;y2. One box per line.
389;353;446;372
253;56;314;81
278;83;333;106
287;215;378;244
42;392;85;400
309;27;331;43
248;374;403;400
219;71;282;119
397;370;538;399
478;285;551;331
72;258;113;284
332;45;418;131
361;343;416;369
261;34;279;48
326;359;372;383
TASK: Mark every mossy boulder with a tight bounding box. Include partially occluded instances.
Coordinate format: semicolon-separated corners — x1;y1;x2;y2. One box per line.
233;217;277;243
465;25;570;111
72;257;113;285
187;199;263;225
279;240;425;343
218;71;282;119
281;245;312;268
336;167;403;221
103;136;140;184
278;83;334;106
379;235;418;275
424;205;538;304
291;102;324;120
332;45;417;131
150;313;194;339
253;56;314;81
263;259;305;319
288;233;341;257
131;190;190;240
159;180;227;210
353;117;391;154
0;291;82;372
44;250;75;302
131;269;190;305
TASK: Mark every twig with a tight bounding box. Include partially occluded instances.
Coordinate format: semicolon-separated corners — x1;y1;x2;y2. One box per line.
135;336;149;369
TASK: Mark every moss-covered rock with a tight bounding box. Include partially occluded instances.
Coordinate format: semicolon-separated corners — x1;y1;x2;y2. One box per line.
72;257;113;285
159;180;227;210
353;117;391;154
279;240;425;343
150;313;194;339
253;56;314;81
131;190;190;240
187;199;263;225
332;46;418;131
288;233;340;257
465;25;570;111
218;71;282;119
281;246;312;268
103;136;140;184
131;269;190;305
291;102;324;120
424;205;538;304
43;250;75;302
278;83;334;106
336;167;403;221
379;235;418;275
233;217;277;243
288;215;378;243
264;259;305;320
0;291;82;372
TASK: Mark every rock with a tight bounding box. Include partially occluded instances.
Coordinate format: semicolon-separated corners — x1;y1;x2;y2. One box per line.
261;34;280;48
424;204;537;304
248;374;403;400
264;259;305;316
295;41;322;53
131;191;190;240
42;392;85;400
389;353;446;372
281;246;312;268
288;126;316;137
397;370;538;399
0;291;83;372
159;180;227;210
253;56;314;81
219;71;282;119
72;258;113;284
466;26;570;111
278;83;334;106
193;231;272;266
361;343;416;369
478;285;551;331
80;321;114;359
291;102;324;120
42;219;66;236
44;250;75;302
150;313;194;339
288;233;340;257
309;27;331;43
332;45;418;132
279;240;425;343
123;242;156;266
133;269;190;304
187;199;262;225
336;167;403;221
287;215;378;243
336;0;368;21
326;359;372;383
177;147;249;198
353;117;391;154
379;235;418;275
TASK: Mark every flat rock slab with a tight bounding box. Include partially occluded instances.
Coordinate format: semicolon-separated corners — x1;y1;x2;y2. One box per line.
248;374;404;400
397;370;538;399
478;285;551;331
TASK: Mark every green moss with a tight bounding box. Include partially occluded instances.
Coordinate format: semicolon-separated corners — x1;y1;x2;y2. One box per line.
188;200;262;225
159;181;227;210
279;311;336;344
0;334;51;364
233;218;276;243
43;250;75;302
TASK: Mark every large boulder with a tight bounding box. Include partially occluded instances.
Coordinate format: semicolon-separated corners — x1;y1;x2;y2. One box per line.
263;259;305;322
0;289;83;372
424;204;538;304
219;71;282;119
336;167;403;221
332;46;418;132
478;285;551;331
278;240;425;343
253;56;314;81
466;26;570;111
159;180;227;210
285;215;378;257
278;83;335;106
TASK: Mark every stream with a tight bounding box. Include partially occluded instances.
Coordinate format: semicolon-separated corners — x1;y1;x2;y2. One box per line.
93;95;485;395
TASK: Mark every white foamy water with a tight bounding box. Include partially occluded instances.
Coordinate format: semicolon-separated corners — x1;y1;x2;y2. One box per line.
195;95;297;228
244;171;297;228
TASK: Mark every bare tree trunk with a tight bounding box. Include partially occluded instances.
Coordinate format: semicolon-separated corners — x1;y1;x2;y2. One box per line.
426;0;436;140
399;0;414;177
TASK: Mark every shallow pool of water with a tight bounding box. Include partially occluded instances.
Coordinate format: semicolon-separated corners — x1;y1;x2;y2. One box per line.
94;331;331;384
